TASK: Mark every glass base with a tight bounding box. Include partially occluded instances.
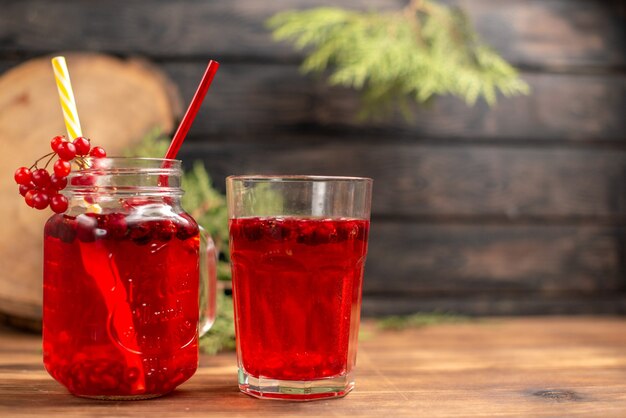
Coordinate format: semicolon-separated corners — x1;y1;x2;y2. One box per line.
78;393;165;401
238;368;354;401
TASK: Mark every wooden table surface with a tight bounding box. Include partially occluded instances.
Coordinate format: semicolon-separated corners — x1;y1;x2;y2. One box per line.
1;317;626;417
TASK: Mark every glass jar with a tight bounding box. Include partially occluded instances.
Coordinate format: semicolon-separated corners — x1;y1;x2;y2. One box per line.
42;158;216;399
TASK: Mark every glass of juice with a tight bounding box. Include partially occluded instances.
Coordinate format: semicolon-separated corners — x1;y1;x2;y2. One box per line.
43;158;217;399
226;175;372;401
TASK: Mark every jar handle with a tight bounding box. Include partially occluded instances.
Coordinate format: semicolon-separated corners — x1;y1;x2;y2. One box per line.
198;226;218;336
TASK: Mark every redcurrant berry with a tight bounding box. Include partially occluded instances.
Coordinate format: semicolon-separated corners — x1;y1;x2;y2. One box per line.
156;220;177;242
57;141;77;161
70;174;95;186
50;174;68;190
16;134;108;212
50;194;69;213
76;214;98;242
18;183;34;197
128;221;152;244
84;194;97;205
24;190;36;207
53;159;71;177
14;167;32;185
31;169;51;187
176;213;199;240
50;135;66;153
39;185;58;196
73;137;91;156
32;192;50;210
89;146;106;158
103;213;127;239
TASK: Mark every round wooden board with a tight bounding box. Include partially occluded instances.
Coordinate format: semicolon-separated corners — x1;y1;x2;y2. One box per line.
0;53;182;327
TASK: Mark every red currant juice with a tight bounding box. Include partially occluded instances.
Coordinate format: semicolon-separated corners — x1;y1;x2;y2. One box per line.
43;209;200;397
229;217;369;382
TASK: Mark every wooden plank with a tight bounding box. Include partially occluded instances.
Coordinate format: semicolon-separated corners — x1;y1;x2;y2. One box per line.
361;295;626;316
0;0;623;67
451;0;626;68
162;63;626;142
2;318;626;416
2;60;622;142
364;223;626;296
179;142;626;218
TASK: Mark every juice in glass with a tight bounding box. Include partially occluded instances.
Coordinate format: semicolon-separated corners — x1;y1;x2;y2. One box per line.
230;217;369;381
44;211;200;397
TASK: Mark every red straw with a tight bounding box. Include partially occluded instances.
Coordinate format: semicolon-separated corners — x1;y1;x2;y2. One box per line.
165;60;220;159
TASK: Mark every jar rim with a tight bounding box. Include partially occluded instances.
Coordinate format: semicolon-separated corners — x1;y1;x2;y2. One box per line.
75;156;182;166
103;157;181;162
65;157;184;196
67;157;183;174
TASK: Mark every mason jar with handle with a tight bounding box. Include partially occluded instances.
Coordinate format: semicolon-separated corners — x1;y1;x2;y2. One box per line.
42;157;217;399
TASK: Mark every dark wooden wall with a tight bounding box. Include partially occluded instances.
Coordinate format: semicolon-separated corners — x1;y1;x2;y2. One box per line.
2;0;625;315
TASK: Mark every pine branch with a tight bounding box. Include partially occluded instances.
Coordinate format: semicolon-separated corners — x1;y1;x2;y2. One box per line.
267;1;530;118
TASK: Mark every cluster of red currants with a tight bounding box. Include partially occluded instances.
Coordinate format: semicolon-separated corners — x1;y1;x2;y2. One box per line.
14;135;107;213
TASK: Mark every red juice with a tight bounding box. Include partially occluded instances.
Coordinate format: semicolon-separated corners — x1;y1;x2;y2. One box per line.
229;217;369;381
43;210;200;398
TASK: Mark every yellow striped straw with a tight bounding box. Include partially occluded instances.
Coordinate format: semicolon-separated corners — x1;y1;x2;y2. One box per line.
51;56;83;140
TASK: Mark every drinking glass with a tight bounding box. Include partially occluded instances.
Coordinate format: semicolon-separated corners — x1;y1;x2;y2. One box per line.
43;158;217;399
227;175;372;401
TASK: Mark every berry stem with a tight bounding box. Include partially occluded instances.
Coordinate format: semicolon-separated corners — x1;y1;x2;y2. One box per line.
43;152;56;170
29;152;56;170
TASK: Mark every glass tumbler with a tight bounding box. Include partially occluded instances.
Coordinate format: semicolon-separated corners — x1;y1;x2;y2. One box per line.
227;175;372;401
